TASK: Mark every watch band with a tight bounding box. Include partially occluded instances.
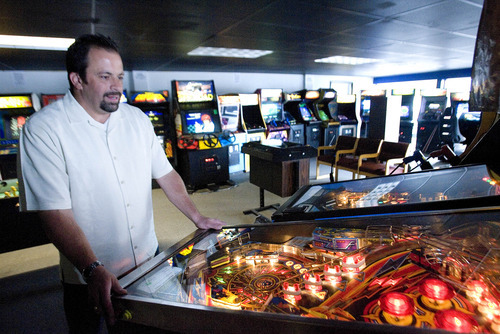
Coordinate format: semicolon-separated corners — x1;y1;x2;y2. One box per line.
82;260;104;282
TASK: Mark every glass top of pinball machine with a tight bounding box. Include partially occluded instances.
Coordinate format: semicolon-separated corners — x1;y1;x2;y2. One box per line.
272;164;500;222
119;207;500;333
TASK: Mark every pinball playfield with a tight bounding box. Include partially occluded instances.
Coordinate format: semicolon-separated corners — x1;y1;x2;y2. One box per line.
116;212;499;333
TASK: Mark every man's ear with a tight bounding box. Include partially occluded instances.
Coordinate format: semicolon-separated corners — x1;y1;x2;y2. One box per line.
69;72;83;90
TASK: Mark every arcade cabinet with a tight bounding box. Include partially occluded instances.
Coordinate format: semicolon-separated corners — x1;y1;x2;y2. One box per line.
391;89;415;143
239;93;267;171
255;88;288;142
336;94;358;137
359;89;387;139
283;90;322;148
0;94;38;179
129;91;175;165
0;94;48;253
458;110;481;146
283;92;305;145
416;89;447;153
312;88;339;146
172;80;230;191
218;94;246;174
440;92;469;152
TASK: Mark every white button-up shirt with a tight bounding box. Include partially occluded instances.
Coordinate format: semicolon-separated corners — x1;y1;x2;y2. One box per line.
19;92;172;284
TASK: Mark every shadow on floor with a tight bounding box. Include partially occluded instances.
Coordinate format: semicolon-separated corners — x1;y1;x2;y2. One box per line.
0;265;68;333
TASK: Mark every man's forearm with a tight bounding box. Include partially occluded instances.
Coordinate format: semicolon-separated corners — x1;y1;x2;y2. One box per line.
156;170;203;224
38;209;98;272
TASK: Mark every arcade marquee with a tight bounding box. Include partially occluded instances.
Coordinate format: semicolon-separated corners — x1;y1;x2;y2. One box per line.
113;164;500;334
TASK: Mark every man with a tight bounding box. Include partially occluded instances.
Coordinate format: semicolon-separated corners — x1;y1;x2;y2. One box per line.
18;34;226;332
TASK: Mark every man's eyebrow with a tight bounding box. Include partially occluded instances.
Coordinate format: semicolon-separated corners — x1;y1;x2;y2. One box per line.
96;71;124;76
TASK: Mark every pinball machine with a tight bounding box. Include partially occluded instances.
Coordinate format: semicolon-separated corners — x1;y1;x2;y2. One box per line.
113;163;500;334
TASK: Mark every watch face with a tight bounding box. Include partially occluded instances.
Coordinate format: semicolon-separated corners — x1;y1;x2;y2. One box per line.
83;261;103;281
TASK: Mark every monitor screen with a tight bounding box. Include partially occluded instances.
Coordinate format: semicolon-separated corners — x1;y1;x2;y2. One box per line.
183;109;221;134
220;105;239;131
175;81;215;103
400;106;410;118
361;99;371;116
421;102;444;120
261;103;280;122
298;103;313;121
456;102;469;117
242;104;265;129
144;110;164;128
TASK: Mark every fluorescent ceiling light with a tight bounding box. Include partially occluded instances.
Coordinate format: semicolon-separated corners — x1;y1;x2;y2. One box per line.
0;35;75;51
315;55;380;65
188;47;273;59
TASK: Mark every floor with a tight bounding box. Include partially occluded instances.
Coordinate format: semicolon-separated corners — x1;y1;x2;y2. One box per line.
0;157;434;333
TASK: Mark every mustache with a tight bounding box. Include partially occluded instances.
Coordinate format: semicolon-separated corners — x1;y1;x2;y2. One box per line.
104;92;122;98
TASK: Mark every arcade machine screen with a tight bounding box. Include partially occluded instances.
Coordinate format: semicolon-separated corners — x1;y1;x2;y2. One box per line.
299;103;314;121
182;110;221;135
261;103;279;123
421;102;444;121
218;95;240;132
41;94;64;107
400;106;410;118
456;102;469;117
361;99;371;117
240;93;266;134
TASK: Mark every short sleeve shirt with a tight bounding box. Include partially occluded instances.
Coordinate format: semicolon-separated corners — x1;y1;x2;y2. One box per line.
19;92;173;284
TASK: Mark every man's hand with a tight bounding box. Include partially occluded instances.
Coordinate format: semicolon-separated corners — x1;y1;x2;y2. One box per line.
194;216;226;230
87;266;127;325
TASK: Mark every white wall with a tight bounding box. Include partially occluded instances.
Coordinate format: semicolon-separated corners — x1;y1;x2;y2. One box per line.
0;70;133;96
1;70;373;97
131;71;307;94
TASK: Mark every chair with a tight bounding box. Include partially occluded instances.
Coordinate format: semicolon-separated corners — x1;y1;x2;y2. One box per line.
334;137;382;180
357;141;410;178
316;135;358;180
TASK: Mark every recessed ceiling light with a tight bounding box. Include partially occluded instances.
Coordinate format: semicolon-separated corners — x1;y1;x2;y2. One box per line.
0;35;75;51
188;47;273;59
315;55;380;65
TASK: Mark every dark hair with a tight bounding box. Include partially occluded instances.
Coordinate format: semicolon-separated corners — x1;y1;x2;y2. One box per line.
66;34;120;91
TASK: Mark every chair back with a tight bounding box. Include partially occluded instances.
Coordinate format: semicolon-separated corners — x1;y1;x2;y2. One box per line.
335;135;357;150
378;141;410;161
354;137;382;155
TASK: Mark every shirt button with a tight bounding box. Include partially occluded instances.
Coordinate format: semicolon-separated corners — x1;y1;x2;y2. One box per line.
126;203;130;207
113;156;117;160
121;180;125;184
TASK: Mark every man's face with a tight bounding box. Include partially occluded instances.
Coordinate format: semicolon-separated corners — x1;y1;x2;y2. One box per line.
74;47;124;117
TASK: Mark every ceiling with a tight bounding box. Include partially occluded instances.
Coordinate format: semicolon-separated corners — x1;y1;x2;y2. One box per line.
0;0;484;78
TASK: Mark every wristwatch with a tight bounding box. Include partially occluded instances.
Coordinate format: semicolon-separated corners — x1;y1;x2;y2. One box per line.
82;260;104;283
